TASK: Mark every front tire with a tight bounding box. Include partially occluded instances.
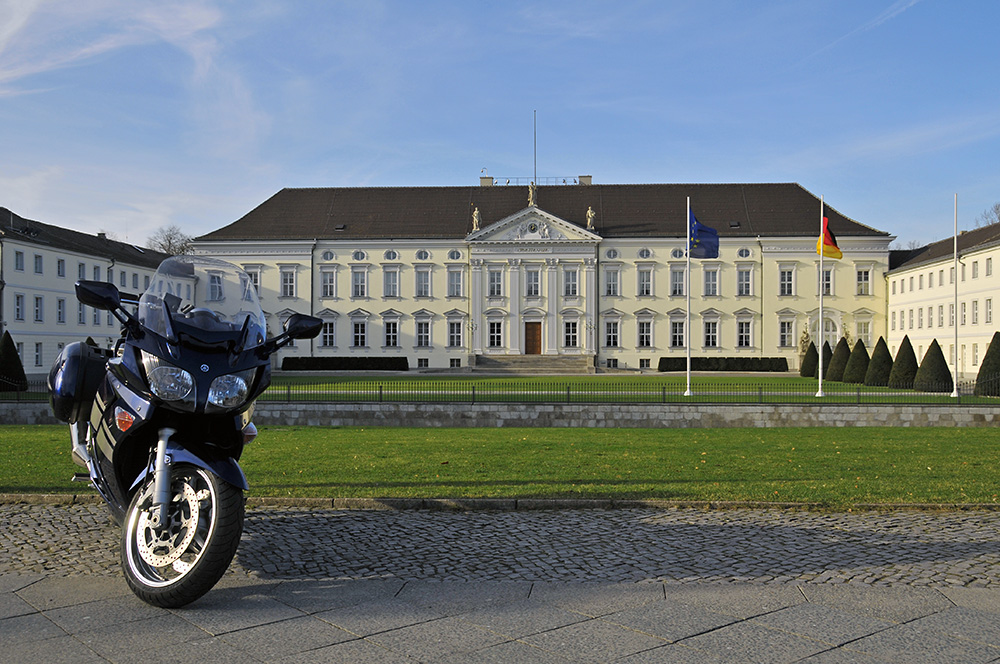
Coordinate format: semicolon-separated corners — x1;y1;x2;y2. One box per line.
121;464;244;608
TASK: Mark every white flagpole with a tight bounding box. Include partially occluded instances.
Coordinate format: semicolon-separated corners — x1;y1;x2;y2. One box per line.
952;193;959;398
685;196;692;396
816;195;825;398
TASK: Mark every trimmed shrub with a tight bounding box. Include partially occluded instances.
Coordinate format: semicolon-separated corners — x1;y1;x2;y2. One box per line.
825;337;851;382
842;339;870;384
975;331;1000;396
888;335;918;389
913;339;953;393
799;342;818;377
0;331;28;391
813;341;833;379
282;356;410;371
864;337;893;386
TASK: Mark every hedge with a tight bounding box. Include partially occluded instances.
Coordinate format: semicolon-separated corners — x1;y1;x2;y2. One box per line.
282;356;410;371
657;356;788;372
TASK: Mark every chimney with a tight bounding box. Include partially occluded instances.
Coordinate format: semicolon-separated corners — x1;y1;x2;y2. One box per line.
97;232;107;241
578;175;592;186
480;176;494;187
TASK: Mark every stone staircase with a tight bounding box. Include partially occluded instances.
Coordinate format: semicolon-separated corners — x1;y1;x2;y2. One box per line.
473;354;595;374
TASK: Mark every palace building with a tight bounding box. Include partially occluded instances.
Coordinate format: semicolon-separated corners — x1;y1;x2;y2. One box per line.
193;178;893;372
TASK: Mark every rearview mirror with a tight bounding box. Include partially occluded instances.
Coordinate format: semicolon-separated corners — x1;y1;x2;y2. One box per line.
76;281;122;311
284;313;323;340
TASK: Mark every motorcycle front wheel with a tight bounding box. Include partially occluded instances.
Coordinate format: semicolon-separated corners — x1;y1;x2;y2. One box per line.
121;464;244;608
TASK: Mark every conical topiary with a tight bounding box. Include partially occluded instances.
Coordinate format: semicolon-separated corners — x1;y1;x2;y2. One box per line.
814;341;833;379
888;335;918;389
913;339;953;393
975;331;1000;396
0;331;28;392
825;337;851;382
842;339;870;384
864;337;893;386
800;341;818;377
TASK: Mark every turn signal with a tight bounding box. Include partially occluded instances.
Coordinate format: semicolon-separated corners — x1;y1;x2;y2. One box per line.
115;407;135;432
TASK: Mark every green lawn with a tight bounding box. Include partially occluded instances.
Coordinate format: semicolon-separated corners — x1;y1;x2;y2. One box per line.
3;425;999;508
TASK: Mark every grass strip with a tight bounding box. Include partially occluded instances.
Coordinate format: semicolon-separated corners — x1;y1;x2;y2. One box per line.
3;425;999;508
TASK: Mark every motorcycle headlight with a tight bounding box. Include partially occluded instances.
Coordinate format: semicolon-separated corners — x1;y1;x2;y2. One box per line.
208;369;255;409
140;351;193;401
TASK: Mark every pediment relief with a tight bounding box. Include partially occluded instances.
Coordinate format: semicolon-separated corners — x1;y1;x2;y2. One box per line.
467;207;601;244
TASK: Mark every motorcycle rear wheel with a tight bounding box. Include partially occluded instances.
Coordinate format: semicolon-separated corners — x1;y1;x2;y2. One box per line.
121;464;244;608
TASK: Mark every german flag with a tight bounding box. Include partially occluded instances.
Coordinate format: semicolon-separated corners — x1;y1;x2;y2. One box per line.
817;216;842;259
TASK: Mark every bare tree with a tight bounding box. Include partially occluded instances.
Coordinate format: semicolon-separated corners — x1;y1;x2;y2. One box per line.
146;225;193;255
975;202;1000;228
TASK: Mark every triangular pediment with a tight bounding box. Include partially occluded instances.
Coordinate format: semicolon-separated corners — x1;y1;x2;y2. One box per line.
467;207;601;243
315;308;340;318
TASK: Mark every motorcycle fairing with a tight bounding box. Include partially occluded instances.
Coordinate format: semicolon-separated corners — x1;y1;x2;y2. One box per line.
129;439;249;493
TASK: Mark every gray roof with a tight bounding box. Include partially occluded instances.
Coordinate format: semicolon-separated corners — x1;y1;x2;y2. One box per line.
0;207;168;269
197;183;889;242
889;221;1000;272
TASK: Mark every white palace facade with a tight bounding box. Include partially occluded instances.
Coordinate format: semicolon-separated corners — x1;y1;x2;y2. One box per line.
192;178;894;372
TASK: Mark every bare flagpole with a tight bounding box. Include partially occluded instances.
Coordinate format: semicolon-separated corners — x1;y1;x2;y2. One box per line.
685;196;692;396
816;195;825;398
952;193;960;398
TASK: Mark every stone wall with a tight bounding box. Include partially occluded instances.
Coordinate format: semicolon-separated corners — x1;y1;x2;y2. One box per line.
4;401;997;429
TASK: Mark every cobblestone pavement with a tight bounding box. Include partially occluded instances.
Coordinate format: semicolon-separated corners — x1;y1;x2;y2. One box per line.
4;504;1000;587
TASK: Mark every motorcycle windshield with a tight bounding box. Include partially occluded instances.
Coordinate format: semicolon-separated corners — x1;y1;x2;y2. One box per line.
138;256;267;347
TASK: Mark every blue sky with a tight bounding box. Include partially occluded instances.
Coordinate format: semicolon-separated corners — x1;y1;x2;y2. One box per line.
2;0;998;248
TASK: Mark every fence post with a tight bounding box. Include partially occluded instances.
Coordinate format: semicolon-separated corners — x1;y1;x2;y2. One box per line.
857;386;861;405
567;385;571;404
662;386;666;404
379;384;383;403
471;385;475;405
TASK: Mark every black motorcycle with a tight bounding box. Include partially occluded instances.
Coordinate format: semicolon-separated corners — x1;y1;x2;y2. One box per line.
48;255;320;607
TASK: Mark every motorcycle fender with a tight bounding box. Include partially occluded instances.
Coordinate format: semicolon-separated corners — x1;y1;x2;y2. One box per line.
130;440;249;493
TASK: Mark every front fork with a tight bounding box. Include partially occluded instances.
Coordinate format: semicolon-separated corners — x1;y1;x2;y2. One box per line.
148;428;176;532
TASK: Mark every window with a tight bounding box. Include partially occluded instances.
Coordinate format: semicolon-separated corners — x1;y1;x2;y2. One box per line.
638;248;652;259
779;269;793;296
988;258;993;276
973;261;979;279
321;322;336;347
488;322;503;347
34;343;43;367
908;309;913;329
208;273;224;301
57;298;66;324
737;268;752;296
32;254;43;273
891;311;896;331
417;358;429;369
917;308;923;329
779;321;794;347
919;274;924;290
927;306;934;328
949;303;955;326
488;269;503;297
57;259;65;278
384;249;398;261
119;270;126;287
704;321;718;348
939;269;945;286
564;269;578;297
857;269;871;295
737;247;752;258
383;269;398;298
94;307;101;325
384;321;399;347
670;321;685;348
939;305;945;327
638;268;652;297
14;251;24;271
352;250;366;261
351;268;367;298
987;298;993;324
416;321;430;347
604;269;619;296
606;249;619;259
638;321;652;348
94;265;101;281
132;273;139;289
78;302;86;325
447;269;463;297
961;302;967;326
416;249;429;260
322;271;337;298
670;268;685;296
856;321;871;347
737;321;752;348
448;249;462;260
34;296;43;322
78;262;86;280
245;268;260;293
974;344;980;365
564;321;578;348
821;269;832;296
14;294;24;321
450;358;462;368
352;322;367;347
704;269;718;296
525;269;540;297
415;268;431;297
972;300;979;325
144;275;151;289
448;322;463;347
280;268;296;297
639;359;651;369
605;321;620;347
892;281;896;295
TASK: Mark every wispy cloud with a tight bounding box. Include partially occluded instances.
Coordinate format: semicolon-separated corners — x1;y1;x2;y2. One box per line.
810;0;922;57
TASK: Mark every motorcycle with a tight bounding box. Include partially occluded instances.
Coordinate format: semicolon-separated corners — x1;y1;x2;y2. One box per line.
48;255;321;608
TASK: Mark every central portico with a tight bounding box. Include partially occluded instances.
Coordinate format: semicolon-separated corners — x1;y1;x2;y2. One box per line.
467;205;601;358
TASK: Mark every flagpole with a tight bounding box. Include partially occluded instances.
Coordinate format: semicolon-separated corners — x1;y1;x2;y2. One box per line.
952;193;959;398
685;196;692;396
816;195;825;398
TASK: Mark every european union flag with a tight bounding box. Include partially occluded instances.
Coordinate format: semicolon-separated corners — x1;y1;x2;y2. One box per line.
689;210;719;259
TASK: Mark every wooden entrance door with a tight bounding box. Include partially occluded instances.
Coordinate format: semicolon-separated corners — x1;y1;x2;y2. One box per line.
524;322;542;355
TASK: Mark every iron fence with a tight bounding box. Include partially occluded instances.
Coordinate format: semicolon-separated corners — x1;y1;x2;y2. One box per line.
6;377;998;407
